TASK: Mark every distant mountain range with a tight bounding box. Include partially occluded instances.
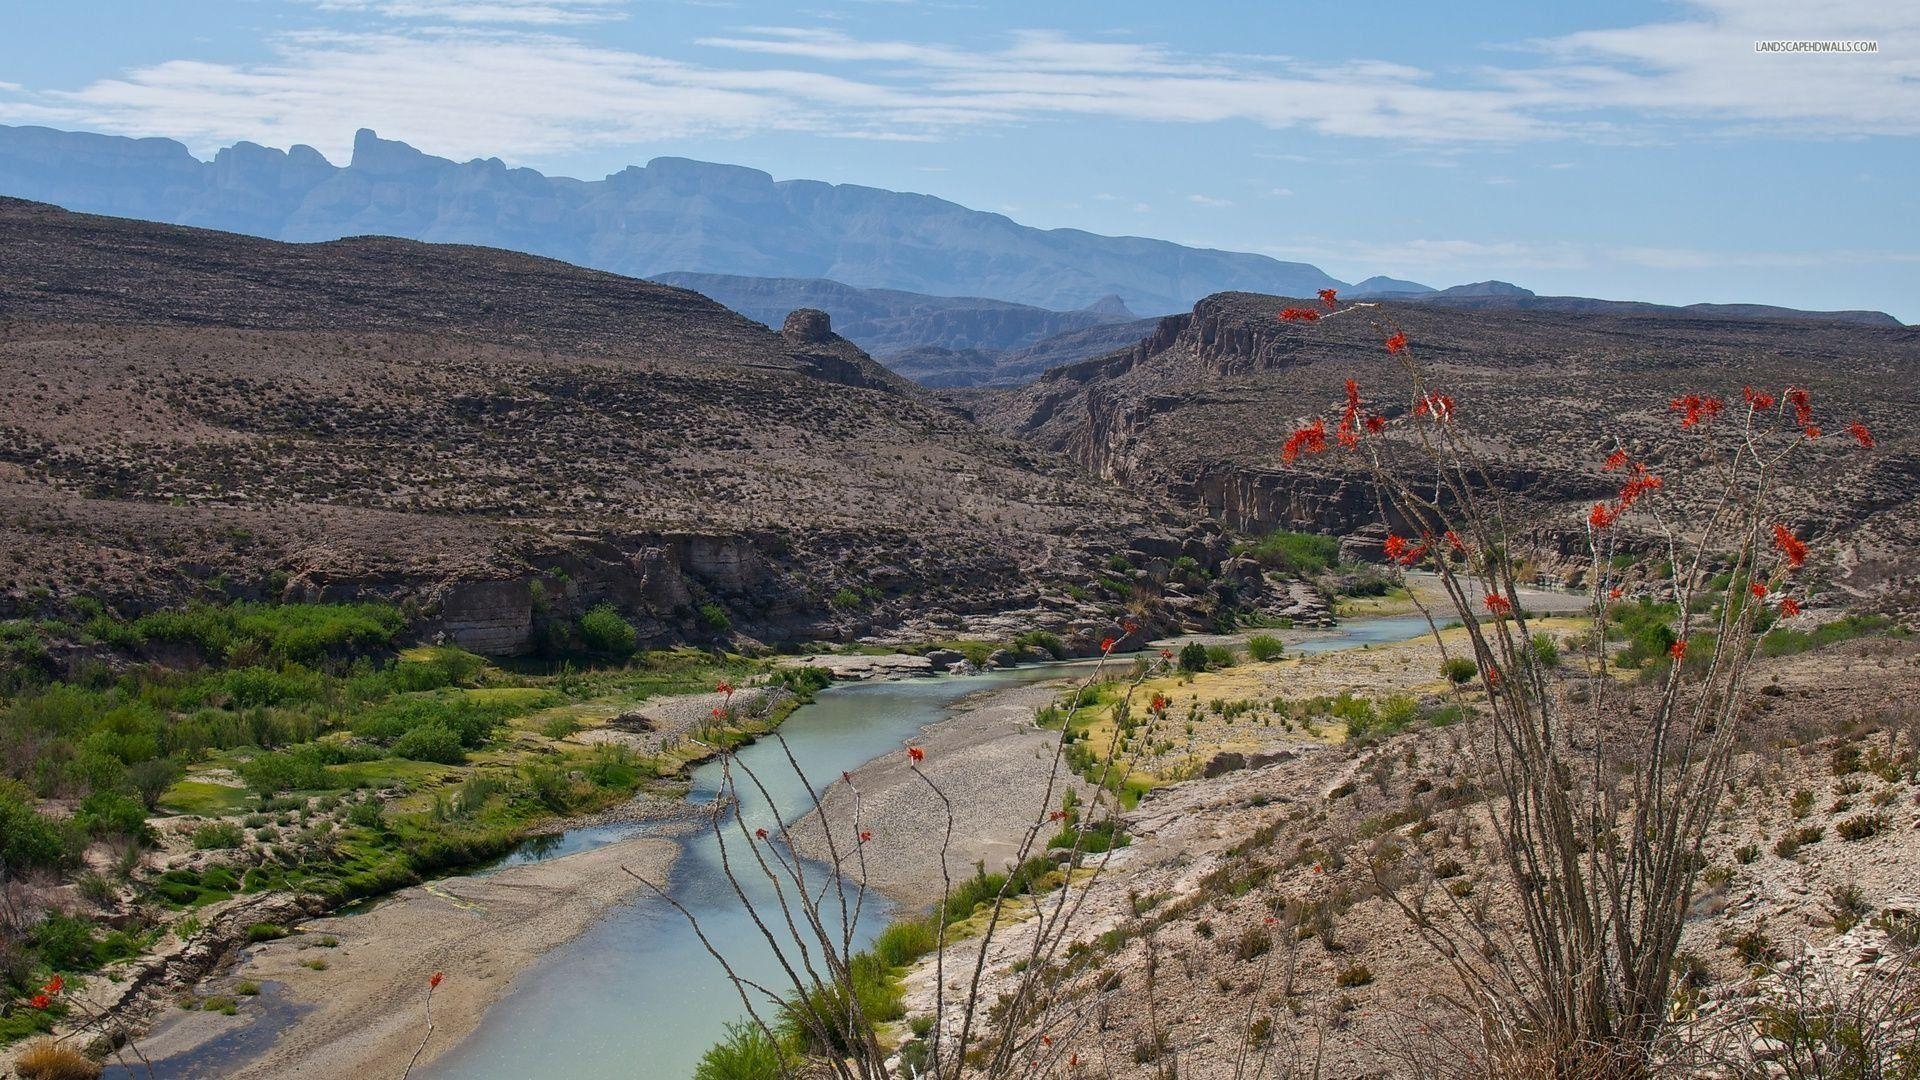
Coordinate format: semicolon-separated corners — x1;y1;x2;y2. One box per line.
0;124;1343;314
0;123;1900;378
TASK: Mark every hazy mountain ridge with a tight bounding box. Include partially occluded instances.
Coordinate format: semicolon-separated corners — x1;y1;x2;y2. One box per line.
0;124;1342;313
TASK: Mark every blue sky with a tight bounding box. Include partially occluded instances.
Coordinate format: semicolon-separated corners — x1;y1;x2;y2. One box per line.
3;0;1916;319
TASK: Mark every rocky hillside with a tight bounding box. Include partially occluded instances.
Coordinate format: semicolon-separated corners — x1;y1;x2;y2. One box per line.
0;198;1273;652
650;272;1147;385
0;124;1342;314
975;291;1920;606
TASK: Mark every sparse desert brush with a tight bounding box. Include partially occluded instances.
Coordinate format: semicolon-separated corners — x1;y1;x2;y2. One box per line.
13;1039;102;1080
1269;293;1880;1074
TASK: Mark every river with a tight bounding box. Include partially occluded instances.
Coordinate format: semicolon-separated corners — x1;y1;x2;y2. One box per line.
421;614;1438;1079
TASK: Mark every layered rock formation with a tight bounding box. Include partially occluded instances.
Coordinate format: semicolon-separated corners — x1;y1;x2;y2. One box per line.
978;291;1920;603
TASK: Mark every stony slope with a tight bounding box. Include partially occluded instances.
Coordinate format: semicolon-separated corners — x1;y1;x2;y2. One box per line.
0;198;1262;651
975;291;1920;605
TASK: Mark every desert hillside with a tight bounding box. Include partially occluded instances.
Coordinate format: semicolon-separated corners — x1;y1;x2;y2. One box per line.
0;198;1264;652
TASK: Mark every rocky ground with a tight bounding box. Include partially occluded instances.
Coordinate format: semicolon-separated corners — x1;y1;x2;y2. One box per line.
0;198;1270;655
895;626;1920;1078
972;291;1920;613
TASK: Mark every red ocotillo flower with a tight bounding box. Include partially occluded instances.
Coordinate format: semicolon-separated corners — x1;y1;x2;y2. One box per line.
1780;597;1802;617
1785;387;1814;427
715;680;735;698
1049;810;1067;822
755;827;768;839
1743;386;1776;411
1279;307;1320;322
1669;394;1725;428
1384;331;1408;355
1669;641;1688;660
1848;420;1874;449
1749;582;1767;599
42;976;63;995
429;972;444;989
1382;533;1409;562
29;994;51;1009
907;746;924;764
1159;648;1174;661
1617;471;1663;509
858;831;873;843
1365;414;1386;434
1589;502;1619;530
1609;586;1624;600
1445;530;1466;552
1100;637;1116;652
1484;667;1502;688
1771;524;1809;568
1413;393;1455;422
1282;418;1328;462
1123;619;1140;634
1317;288;1339;309
1149;693;1170;713
1482;594;1512;615
1603;449;1630;472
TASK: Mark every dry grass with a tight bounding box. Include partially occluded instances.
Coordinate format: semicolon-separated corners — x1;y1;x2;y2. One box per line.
13;1039;102;1080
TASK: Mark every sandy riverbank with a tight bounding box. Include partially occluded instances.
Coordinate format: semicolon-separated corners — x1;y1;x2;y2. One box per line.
116;833;678;1080
788;673;1100;907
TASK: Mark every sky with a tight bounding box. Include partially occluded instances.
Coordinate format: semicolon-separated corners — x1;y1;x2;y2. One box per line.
2;0;1916;320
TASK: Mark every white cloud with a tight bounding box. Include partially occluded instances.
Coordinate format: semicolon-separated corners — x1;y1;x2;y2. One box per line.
0;0;1914;163
313;0;631;24
1283;236;1920;279
1268;187;1294;197
1187;194;1232;207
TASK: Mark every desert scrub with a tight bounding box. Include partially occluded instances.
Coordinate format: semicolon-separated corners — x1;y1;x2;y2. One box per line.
694;1021;791;1080
1835;813;1887;841
12;1039;102;1080
191;820;244;849
246;922;288;942
1246;633;1285;661
1336;962;1373;988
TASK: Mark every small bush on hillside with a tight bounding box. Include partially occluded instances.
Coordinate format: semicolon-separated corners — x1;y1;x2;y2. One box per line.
1178;643;1209;673
694;1022;789;1080
75;791;151;842
191;821;244;849
1247;634;1285;661
578;604;638;657
390;723;465;765
13;1039;102;1080
1243;529;1340;574
1441;657;1478;685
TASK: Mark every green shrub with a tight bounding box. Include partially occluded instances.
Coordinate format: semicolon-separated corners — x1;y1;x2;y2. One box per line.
1441;657;1478;685
246;922;288;942
1178;643;1209;673
694;1022;790;1080
1014;630;1067;659
1243;530;1339;574
871;918;939;967
1246;634;1284;661
75;790;152;841
579;604;638;657
1530;633;1560;668
1204;645;1238;669
698;603;732;634
390;723;465;764
238;746;332;795
191;821;244;850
